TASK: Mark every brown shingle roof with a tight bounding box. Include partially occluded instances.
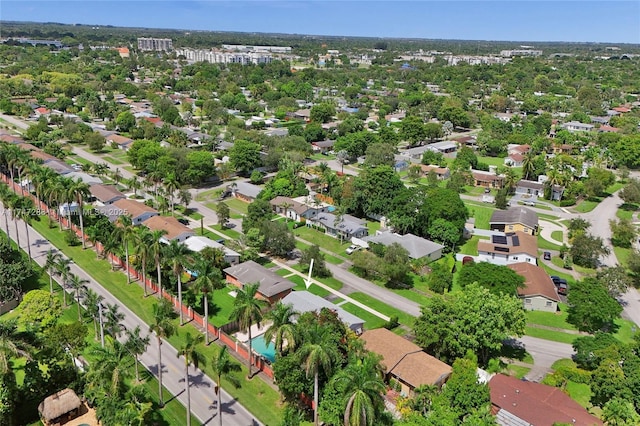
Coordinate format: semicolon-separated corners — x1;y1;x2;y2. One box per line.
143;216;194;241
477;231;538;258
106;134;134;145
224;260;295;297
30;150;58;163
361;328;451;389
38;388;82;422
508;263;559;301
489;374;603;425
472;170;504;183
269;196;310;215
490;206;539;229
89;184;125;204
112;198;158;220
420;164;449;176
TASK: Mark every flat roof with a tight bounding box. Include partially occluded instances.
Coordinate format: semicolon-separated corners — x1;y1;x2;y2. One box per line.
281;291;364;329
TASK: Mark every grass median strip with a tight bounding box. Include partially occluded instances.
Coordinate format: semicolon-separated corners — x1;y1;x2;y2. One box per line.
30;217;283;425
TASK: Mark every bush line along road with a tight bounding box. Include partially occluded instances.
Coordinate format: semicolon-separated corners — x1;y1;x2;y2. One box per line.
0;197;263;426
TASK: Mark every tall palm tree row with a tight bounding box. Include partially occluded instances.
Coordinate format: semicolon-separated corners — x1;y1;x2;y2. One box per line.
211;345;241;426
164;239;191;325
229;282;266;378
178;332;205;426
148;229;167;297
149;300;176;408
191;258;224;344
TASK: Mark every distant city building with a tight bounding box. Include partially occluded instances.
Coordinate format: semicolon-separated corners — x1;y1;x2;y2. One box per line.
8;38;63;48
175;48;273;65
221;44;291;53
137;37;173;52
500;49;543;57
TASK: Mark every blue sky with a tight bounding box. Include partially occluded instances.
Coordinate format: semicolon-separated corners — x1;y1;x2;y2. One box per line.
2;1;639;44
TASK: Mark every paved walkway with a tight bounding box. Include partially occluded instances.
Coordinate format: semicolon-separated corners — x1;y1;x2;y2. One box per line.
538;219;568;246
0;201;262;426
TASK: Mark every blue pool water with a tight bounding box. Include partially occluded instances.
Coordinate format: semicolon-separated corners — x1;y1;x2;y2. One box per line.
327;206;336;212
251;335;276;363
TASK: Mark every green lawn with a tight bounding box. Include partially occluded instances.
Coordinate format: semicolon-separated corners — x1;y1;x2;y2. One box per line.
616;209;634;220
525;326;577;344
223;198;250;215
459;236;481;256
573;200;599;213
613;246;631;267
477;156;508;167
526;303;577;331
613;318;638;344
103;156;125;165
293;226;351;254
29;218;284;425
348;292;415;327
290;275;331;297
505;365;530;379
551;230;564;243
367;220;381;235
210;224;242;239
195;188;223;202
538;234;562;251
465;203;494;229
340;303;388;330
539;263;575;283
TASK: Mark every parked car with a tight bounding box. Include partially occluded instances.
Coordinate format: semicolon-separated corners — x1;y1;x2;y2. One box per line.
524;200;536;206
543;251;551;260
177;218;190;225
557;283;568;295
346;245;360;255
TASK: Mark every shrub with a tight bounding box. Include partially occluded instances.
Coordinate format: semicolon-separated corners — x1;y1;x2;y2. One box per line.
384;315;399;330
560;198;577;207
65;229;80;246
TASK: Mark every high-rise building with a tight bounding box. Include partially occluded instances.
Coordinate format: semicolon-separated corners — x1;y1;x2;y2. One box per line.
137;38;173;52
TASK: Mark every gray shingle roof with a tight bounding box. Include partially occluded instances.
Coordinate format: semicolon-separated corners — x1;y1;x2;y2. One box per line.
363;231;444;259
490;206;539;229
281;291;364;330
315;212;367;234
224;260;295;297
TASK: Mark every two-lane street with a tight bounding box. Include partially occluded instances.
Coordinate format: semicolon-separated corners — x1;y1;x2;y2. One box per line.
1;201;262;426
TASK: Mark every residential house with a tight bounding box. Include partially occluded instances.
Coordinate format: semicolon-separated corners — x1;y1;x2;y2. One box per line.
89;184;125;205
420;164;450;180
426;141;457;158
33;107;51;117
44;160;74;175
0;133;25;144
108;198;159;225
143;216;195;243
183;235;241;265
230;181;262;203
224;260;295;303
508;263;560;312
269;196;326;222
363;231;444;261
311;139;335;153
313;212;369;240
489;206;539;235
281;291;364;334
361;328;452;397
106;134;134;150
477;232;538;266
598;125;620;133
590;116;610;125
452;135;477;149
66;171;102;185
504;153;523;167
612;106;631;114
515;179;564;201
399;145;434;161
552;143;575;155
507;144;530;156
292;109;311;121
489;374;603;426
38;388;83;426
561;121;594;132
472;169;505;189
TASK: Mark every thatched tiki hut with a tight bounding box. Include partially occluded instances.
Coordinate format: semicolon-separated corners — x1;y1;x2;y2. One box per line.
38;388;82;426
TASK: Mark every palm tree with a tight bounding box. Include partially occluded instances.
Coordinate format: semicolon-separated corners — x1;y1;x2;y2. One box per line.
163;173;179;215
102;234;121;270
83;289;104;341
14;196;35;258
68;274;89;321
111;168;122;185
0;183;12;238
164;240;191;325
126;176;142;198
45;249;61;295
335;354;386;426
148;229;167;297
191;258;223;344
522;151;536;181
0;320;33;374
55;257;72;307
44;178;66;230
6;193;21;248
503;167;518;195
299;323;340;426
31;166;57;213
134;227;152;296
229;282;266;378
211;345;241;426
125;325;150;382
85;225;101;254
118;215;136;284
263;302;298;356
200;246;227;269
70;178;90;249
104;303;125;338
178;188;192;212
178;332;205;426
149;300;176;407
88;340;130;396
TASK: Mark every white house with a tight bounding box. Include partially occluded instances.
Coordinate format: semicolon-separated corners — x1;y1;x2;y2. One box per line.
363;231;444;261
477;232;538;266
561;121;594;132
183;235;241;265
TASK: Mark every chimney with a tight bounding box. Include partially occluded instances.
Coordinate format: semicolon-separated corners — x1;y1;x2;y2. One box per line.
489;165;497;175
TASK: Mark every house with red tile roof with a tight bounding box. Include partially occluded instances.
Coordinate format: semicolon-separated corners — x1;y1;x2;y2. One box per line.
612;106;631;114
597;125;620;133
489;374;603;426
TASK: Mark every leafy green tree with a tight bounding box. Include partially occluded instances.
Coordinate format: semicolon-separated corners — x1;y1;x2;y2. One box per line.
628;249;640;288
310;103;336;123
303;122;326;143
299;244;331;278
424;122;444;142
87;339;131;397
229;283;266;378
381;243;411;287
0;320;33;375
567;277;623;333
18;290;62;329
421;150;446;166
259;220;296;257
610;218;637;248
115;111;136;132
428;218;461;250
124;325;150;382
620;178;640;204
216;202;230;228
229;139;262;176
400;116;427;145
602;398;640;426
348;166;404;218
428;262;453;294
364;142;395;168
413;283;526;365
596;266;632;299
86;131;106;152
572;332;621;370
458;262;524;295
570;233;610;269
164;239;191;325
495;188;508;209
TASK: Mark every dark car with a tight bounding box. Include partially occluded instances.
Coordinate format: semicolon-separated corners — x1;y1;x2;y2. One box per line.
177;218;190;225
543;251;551;260
557;283;568;295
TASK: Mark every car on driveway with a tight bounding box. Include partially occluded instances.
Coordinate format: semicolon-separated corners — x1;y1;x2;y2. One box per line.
543;251;551;260
524;200;536;206
346;245;360;255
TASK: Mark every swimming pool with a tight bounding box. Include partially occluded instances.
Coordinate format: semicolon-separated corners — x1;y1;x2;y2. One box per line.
327;205;336;212
251;335;276;364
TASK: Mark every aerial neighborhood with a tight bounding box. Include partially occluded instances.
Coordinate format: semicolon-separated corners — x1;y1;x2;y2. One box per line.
1;17;640;426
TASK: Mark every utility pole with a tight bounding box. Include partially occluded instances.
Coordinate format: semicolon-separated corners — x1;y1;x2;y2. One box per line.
98;303;105;348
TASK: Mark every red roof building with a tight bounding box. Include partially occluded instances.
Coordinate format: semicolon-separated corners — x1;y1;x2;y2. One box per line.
489;374;603;426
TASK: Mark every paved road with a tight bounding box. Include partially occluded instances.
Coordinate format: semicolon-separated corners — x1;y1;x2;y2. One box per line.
517;336;575;382
1;202;262;426
0;113;29;130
